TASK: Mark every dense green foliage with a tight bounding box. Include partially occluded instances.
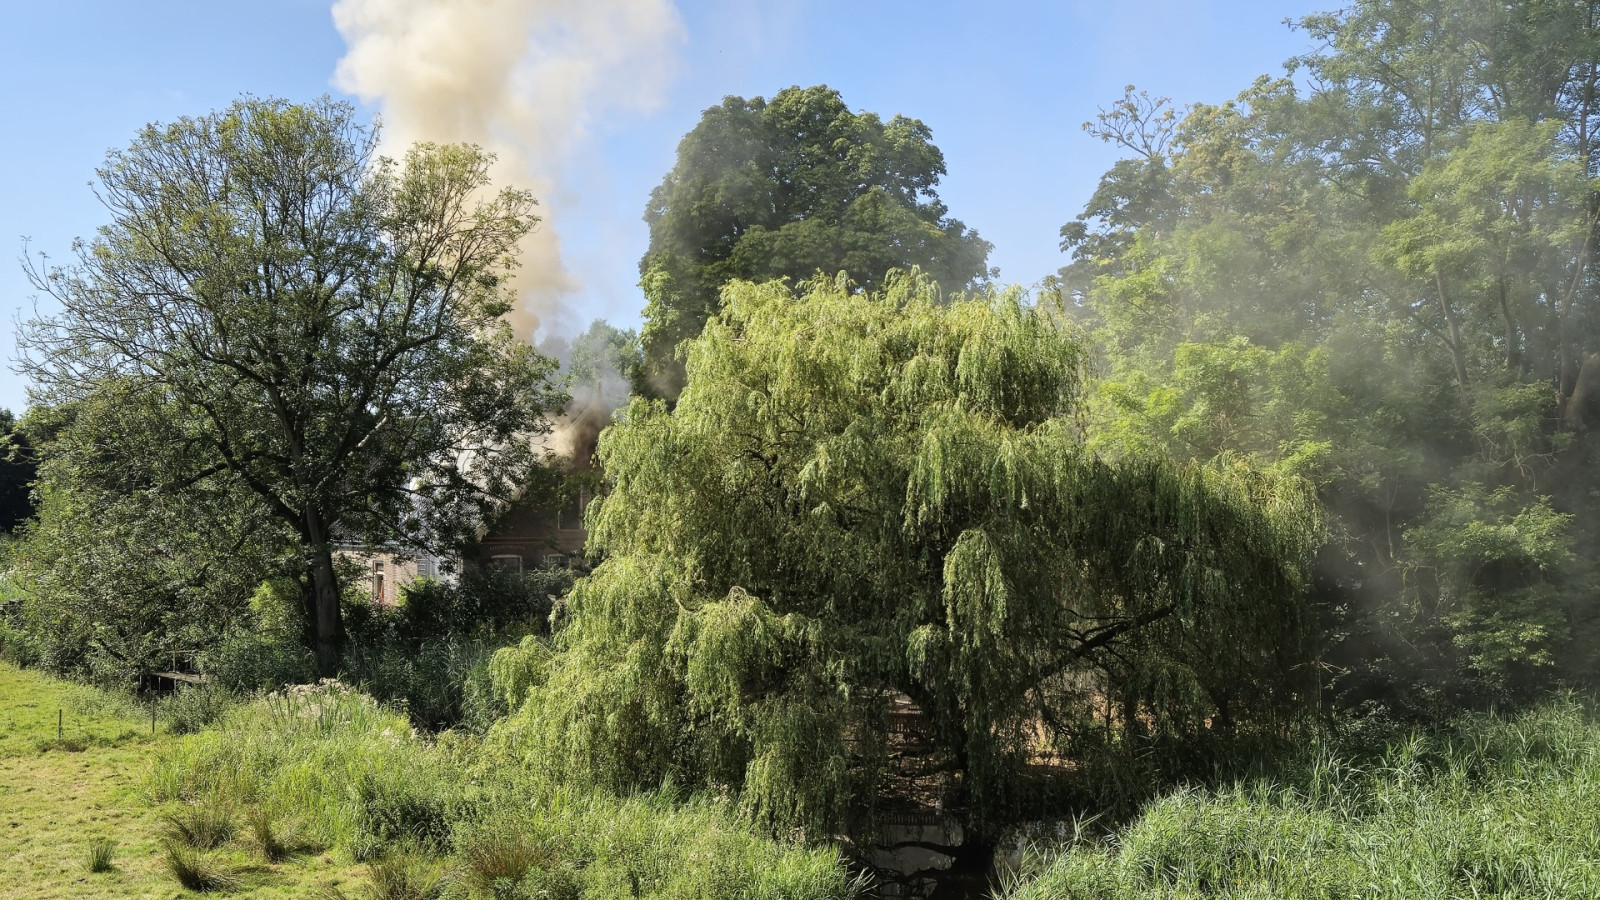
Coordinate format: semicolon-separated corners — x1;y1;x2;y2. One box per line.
152;682;859;899
341;566;577;729
0;408;36;533
1004;700;1600;899
494;274;1322;836
5;390;292;679
16;97;565;671
636;85;993;397
1059;0;1600;713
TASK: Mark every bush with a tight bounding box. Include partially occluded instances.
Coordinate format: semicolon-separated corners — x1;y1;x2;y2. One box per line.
343;637;501;732
332;567;577;730
158;683;239;735
203;631;317;694
0;572;40;666
395;566;574;642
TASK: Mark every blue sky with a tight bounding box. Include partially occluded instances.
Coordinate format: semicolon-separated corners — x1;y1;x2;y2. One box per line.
0;0;1329;414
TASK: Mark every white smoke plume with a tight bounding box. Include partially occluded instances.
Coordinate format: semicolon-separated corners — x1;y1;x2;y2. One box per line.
331;0;685;341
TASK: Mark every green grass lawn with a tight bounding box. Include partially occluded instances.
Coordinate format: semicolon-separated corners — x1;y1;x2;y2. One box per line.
0;663;364;899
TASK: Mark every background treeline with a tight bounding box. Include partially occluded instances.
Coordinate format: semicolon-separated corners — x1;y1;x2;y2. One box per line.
1055;0;1600;718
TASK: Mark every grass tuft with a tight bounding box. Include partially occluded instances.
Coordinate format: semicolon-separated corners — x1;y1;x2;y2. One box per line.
247;805;319;862
320;855;454;900
163;801;236;849
85;837;116;873
367;855;453;900
162;839;242;892
462;833;554;887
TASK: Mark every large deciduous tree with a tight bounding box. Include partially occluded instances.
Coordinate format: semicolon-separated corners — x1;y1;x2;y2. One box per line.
636;85;993;398
493;274;1322;835
17;97;565;673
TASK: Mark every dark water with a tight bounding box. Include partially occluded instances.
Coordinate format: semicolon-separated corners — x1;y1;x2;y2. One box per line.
857;814;1002;899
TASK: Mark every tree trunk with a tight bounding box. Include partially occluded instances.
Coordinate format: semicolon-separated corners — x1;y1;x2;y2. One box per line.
1435;273;1473;416
1497;272;1521;373
302;510;347;676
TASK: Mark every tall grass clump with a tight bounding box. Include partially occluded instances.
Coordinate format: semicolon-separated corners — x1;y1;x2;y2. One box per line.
163;800;237;849
319;855;454;900
150;681;861;899
450;776;860;900
163;841;242;892
150;681;462;853
85;837;116;873
1002;699;1600;900
247;805;318;862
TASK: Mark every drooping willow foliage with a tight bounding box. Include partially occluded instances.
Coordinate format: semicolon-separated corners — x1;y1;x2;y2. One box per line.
493;273;1323;835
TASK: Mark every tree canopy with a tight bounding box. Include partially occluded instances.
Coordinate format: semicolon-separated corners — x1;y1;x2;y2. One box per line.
17;97;566;672
635;85;993;398
493;274;1322;835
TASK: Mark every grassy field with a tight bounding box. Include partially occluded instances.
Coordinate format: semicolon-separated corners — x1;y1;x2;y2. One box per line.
0;663;856;899
0;662;365;899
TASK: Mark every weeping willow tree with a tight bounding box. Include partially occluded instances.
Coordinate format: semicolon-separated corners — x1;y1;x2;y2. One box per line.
492;273;1322;835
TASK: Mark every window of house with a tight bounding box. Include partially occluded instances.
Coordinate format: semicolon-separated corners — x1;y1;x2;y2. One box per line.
371;559;386;606
544;554;567;568
417;555;436;579
490;554;523;573
558;489;590;531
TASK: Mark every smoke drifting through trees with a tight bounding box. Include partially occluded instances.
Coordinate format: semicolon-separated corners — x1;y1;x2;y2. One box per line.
332;0;686;343
537;320;638;464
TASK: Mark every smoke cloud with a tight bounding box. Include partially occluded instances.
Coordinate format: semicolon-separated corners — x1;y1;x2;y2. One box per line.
331;0;686;342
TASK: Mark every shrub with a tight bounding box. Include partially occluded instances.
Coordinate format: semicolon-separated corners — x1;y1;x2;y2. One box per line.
328;566;578;730
203;631;317;694
343;637;501;731
398;567;573;643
